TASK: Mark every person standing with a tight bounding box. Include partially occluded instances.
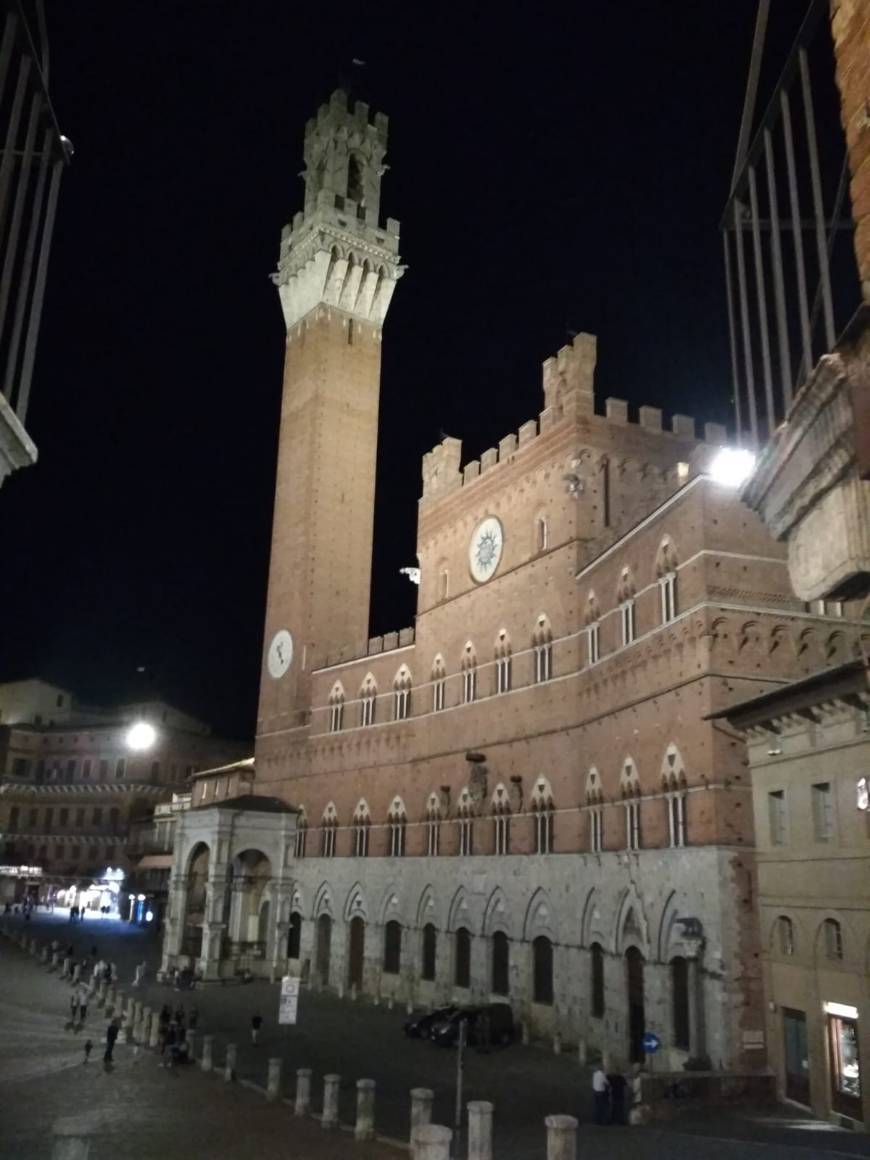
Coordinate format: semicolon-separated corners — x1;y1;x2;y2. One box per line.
104;1019;120;1066
69;991;79;1025
132;960;145;988
250;1012;263;1045
78;983;92;1024
607;1066;628;1125
592;1062;610;1125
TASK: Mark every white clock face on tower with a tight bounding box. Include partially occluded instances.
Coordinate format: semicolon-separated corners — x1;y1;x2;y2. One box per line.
469;516;504;583
267;629;294;679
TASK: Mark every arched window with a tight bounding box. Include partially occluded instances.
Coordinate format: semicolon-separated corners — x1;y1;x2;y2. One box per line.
320;803;338;858
533;615;553;683
383;920;402;974
620;759;642;851
360;675;377;727
461;644;477;704
455;926;471;988
822;918;843;960
585;593;601;664
617;568;636;646
439;567;449;602
535;515;549;553
329;683;345;733
531;777;555;854
393;666;412;721
294;810;308;859
671;957;690;1050
457;787;475;856
287;912;302;960
491;784;511;855
425;792;442;856
590;942;605;1017
532;936;554;1005
662;745;687;848
776;915;795;956
432;656;447;712
388;796;407;857
656;538;679;623
422;923;437;980
491;930;510;996
353;800;371;858
586;768;604;853
347;154;363;202
495;631;512;694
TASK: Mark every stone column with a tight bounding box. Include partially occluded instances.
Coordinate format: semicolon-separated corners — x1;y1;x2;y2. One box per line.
467;1100;493;1160
321;1073;341;1129
295;1067;312;1116
410;1087;434;1135
149;1014;161;1049
267;1057;282;1101
545;1114;577;1160
224;1043;237;1082
161;870;189;972
185;1031;196;1063
355;1078;375;1140
199;921;225;981
200;1034;214;1072
411;1124;452;1160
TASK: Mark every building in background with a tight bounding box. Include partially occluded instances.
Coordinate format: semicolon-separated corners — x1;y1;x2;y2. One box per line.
0;678;245;911
159;88;869;1073
715;661;870;1129
0;1;71;489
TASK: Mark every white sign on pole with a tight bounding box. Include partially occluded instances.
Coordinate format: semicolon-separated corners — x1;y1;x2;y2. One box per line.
278;975;300;1025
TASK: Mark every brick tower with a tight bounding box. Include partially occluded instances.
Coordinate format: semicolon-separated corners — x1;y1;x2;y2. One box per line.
257;90;402;737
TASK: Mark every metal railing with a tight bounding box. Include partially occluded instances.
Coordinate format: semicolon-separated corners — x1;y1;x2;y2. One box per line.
0;1;69;425
722;0;861;449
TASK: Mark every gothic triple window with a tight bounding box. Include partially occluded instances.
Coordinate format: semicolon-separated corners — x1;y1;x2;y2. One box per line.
328;683;345;733
656;538;679;624
457;788;474;856
531;777;555;854
353;800;371;858
662;745;687;848
320;803;338;858
393;667;412;721
425;793;442;857
491;784;511;855
495;632;511;695
432;657;447;712
533;615;553;683
621;760;642;851
360;675;377;727
461;646;477;704
294;812;308;859
617;569;636;646
388;796;407;858
586;767;604;854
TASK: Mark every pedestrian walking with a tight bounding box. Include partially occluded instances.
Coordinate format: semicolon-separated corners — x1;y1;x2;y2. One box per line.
607;1065;628;1125
104;1019;120;1066
132;960;146;988
592;1062;610;1125
250;1012;263;1045
159;1004;171;1029
83;1039;93;1064
78;983;92;1023
69;991;79;1025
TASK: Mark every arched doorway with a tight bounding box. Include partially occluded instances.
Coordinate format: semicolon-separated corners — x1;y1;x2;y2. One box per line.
182;843;210;958
315;914;332;985
348;915;365;989
625;947;646;1063
287;912;302;960
257;898;271;948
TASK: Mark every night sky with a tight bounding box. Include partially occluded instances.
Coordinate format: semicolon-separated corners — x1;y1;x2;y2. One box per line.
1;2;810;740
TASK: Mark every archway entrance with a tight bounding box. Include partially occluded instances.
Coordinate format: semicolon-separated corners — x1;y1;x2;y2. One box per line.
315;914;332;985
626;947;646;1063
228;850;272;967
182;843;210;959
348;915;365;989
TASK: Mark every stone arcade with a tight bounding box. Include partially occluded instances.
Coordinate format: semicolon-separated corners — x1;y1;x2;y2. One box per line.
161;89;868;1071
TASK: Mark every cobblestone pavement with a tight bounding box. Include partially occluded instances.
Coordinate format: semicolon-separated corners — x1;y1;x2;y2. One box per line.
5;912;870;1160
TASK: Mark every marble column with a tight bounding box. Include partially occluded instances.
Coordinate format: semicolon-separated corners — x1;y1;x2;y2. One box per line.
295;1067;312;1115
321;1074;341;1129
355;1078;375;1140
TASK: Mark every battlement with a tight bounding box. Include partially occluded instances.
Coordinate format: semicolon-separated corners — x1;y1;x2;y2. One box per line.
306;88;389;146
420;332;727;501
319;626;415;672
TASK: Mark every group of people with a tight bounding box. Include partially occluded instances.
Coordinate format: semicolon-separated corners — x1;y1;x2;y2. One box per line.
591;1062;634;1125
157;1003;199;1067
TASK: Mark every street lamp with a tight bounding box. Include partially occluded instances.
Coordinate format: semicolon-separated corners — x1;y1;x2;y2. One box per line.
125;721;157;751
708;447;756;488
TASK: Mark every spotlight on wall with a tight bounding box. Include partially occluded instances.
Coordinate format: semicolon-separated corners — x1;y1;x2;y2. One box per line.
126;721;157;751
709;447;756;488
767;736;783;757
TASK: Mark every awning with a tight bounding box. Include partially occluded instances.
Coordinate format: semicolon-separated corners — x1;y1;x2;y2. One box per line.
136;854;173;870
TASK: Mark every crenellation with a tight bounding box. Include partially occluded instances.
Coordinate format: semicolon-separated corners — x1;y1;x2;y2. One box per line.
542;332;597;414
368;635;383;655
704;421;727;445
382;631;399;651
398;627;415;648
639;405;662;432
498;433;517;460
672;414;695;438
518;419;537;446
463;460;480;482
605;398;628;424
480;447;498;472
421;436;462;499
539;407;556;431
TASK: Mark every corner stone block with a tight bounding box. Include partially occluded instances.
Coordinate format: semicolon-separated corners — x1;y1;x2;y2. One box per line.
672;414;696;438
605;397;628;424
639;405;662;432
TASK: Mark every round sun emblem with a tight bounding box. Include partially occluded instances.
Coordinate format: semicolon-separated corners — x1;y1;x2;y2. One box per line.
469;517;504;583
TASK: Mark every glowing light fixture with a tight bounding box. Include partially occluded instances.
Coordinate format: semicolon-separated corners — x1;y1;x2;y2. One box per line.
126;721;157;751
709;447;756;488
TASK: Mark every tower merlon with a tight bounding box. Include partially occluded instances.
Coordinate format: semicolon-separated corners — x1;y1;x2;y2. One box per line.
542;332;597;414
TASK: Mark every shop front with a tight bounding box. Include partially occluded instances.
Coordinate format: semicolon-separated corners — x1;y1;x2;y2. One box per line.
825;1001;862;1122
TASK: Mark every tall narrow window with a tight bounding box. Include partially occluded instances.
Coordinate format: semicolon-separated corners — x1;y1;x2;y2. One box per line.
432;657;447;712
589;807;603;853
294;814;308;859
422;923;437;980
320;804;337;858
823;918;843;960
491;931;509;996
495;633;511;694
426;794;441;856
659;573;677;623
329;684;345;733
394;668;412;720
533;936;554;1005
492;785;511;855
439;569;449;602
455;927;471;988
533;616;554;683
462;654;477;704
383;920;402;974
590;942;605;1017
587;623;600;664
287;913;302;959
353;802;371;858
620;601;636;646
347;154;363;202
360;677;377;727
812;782;833;842
388;797;407;857
768;789;787;846
625;798;641;850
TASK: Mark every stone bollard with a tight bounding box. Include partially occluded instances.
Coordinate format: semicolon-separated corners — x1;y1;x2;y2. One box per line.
410;1087;434;1135
266;1057;282;1101
50;1133;90;1160
295;1068;312;1116
41;946;48;964
141;1010;152;1046
149;1013;161;1049
467;1101;494;1160
387;994;394;1011
107;986;117;1014
411;1124;452;1160
51;951;59;971
200;1034;214;1072
545;1114;578;1160
521;1021;530;1046
406;998;414;1015
29;937;37;954
96;979;106;1007
321;1073;341;1129
553;1031;562;1055
224;1043;237;1082
185;1032;196;1063
72;964;81;985
355;1078;375;1141
336;981;344;1000
577;1038;587;1065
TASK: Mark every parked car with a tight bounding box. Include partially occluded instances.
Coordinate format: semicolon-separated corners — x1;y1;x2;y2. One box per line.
404;1005;457;1039
429;1003;515;1048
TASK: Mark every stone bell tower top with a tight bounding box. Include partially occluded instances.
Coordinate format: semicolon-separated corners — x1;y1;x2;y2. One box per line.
273;89;403;330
